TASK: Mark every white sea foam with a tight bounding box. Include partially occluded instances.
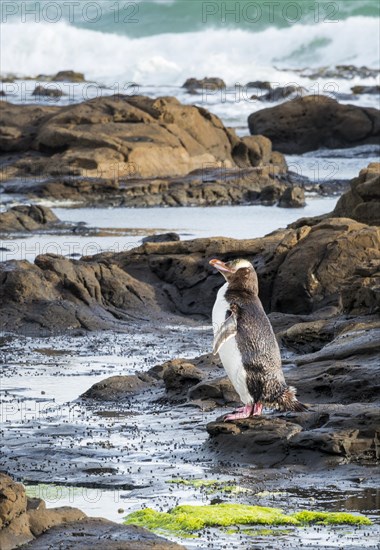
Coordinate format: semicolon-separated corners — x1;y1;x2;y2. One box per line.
1;16;379;85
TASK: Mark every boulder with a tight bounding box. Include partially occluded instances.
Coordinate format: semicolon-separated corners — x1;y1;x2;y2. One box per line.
206;405;380;465
246;81;272;90
351;85;380;95
32;85;65;98
182;77;226;90
162;359;204;400
104;217;380;318
81;374;156;401
278;186;305;208
0;205;59;233
0;253;164;333
0;95;282;180
259;85;306;102
1;214;379;332
248;95;380;153
142;232;180;244
333;163;380;225
52;70;86;82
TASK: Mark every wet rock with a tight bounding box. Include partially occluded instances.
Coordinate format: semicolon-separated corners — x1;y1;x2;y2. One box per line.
233;134;273;168
0;95;284;182
182;77;226;90
162;359;204;400
81;374;156;401
351;85;380;95
246;81;272;90
27;502;85;537
188;376;240;407
142;232;180;244
259;85;306;102
22;518;185;549
52;70;86;82
2;164;294;208
0;253;165;333
258;183;285;205
0;205;58;233
269;218;380;314
32;85;65;98
248;95;380;153
206;405;380;465
106;216;380;318
0;474;28;528
299;65;380;80
2;211;379;332
278;186;305;208
333;163;380;225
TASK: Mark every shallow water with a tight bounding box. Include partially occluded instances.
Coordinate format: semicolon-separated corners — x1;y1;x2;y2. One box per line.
0;197;337;262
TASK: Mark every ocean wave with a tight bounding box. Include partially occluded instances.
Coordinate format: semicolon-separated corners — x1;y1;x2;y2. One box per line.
1;16;379;85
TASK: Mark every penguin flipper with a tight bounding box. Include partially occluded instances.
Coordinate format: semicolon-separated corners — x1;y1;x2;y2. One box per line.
213;312;237;355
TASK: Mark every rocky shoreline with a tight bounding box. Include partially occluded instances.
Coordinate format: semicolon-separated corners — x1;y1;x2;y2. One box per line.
0;83;379;549
0;93;362;209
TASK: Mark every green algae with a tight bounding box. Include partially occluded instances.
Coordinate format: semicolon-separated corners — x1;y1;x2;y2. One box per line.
124;503;372;536
293;510;372;526
166;478;250;494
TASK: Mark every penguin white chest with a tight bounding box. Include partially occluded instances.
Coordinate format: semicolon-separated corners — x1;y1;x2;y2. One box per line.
212;283;252;404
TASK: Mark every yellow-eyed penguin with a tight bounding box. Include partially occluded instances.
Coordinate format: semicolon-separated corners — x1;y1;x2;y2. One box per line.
210;258;307;421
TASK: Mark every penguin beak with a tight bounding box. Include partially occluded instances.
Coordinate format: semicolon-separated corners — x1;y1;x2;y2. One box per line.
209;259;235;274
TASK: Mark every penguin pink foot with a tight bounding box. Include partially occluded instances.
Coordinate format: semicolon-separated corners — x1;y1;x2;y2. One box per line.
224;402;263;422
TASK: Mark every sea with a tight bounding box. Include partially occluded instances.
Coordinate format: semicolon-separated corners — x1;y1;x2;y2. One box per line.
1;0;380;259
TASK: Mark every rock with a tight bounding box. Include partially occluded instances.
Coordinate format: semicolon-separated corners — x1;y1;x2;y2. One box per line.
0;205;59;233
81;374;156;401
259;184;285;205
278;186;305;208
182;77;226;90
22;518;185;549
0;253;165;333
52;70;86;82
333;163;380;225
96;216;380;319
32;85;65;98
206;405;380;465
142;232;180;244
1;211;379;332
351;85;380;95
299;65;380;80
233;134;273;168
2;165;292;208
259;85;305;102
248;95;380;153
27;503;85;537
188;376;240;406
0;473;183;550
0;95;278;180
0;474;28;528
246;81;272;90
162;359;204;401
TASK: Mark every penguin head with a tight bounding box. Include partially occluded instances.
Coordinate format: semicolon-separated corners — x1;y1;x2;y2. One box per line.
210;258;258;294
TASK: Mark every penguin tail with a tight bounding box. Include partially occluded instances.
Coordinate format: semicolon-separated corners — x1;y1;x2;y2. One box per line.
278;386;308;412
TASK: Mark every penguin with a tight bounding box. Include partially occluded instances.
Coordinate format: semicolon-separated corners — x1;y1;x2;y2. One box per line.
210;258;307;421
